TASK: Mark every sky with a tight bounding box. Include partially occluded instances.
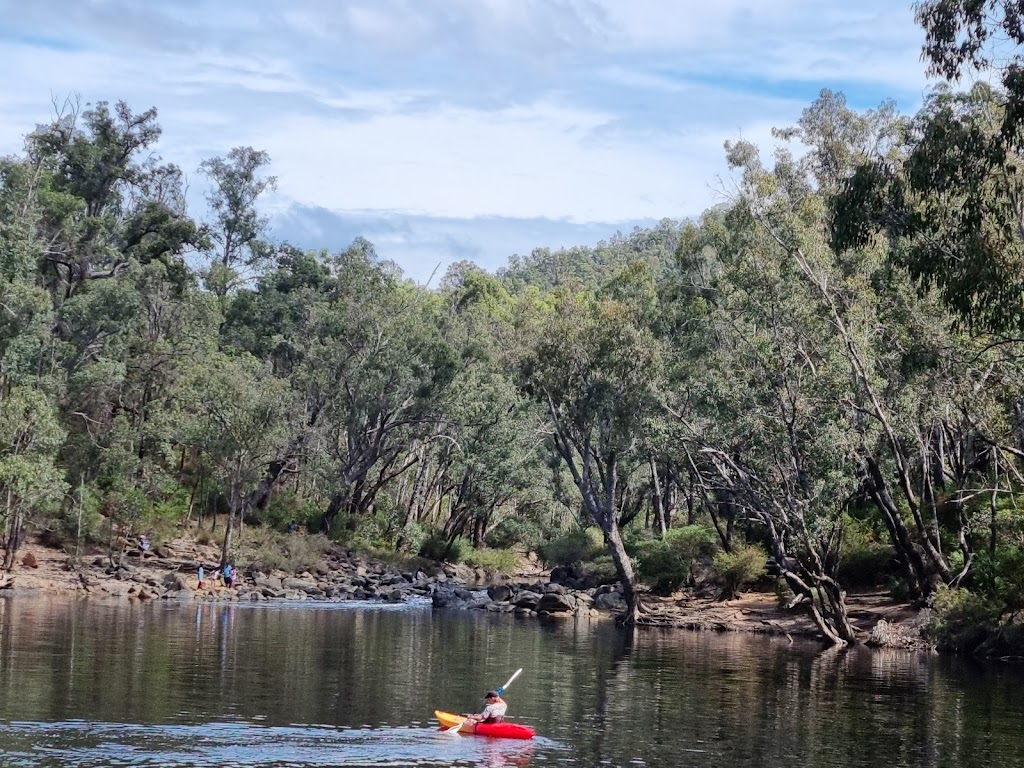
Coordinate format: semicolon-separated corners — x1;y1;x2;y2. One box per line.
0;0;934;282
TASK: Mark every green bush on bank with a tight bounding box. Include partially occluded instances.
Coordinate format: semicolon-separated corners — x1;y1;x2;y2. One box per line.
485;517;543;551
926;586;999;653
537;528;604;567
462;546;519;574
634;525;719;594
838;515;896;588
713;544;766;597
418;532;462;562
237;527;332;573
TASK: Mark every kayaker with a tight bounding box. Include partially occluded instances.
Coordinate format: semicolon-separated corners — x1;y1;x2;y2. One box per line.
466;691;507;724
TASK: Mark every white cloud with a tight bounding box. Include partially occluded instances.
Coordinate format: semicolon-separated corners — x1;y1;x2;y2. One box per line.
0;0;935;274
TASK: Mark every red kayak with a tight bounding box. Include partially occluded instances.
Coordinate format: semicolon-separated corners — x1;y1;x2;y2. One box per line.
434;710;535;739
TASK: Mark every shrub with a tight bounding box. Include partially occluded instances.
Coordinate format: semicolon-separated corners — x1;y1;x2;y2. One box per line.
259;492;323;533
485;518;543;551
635;525;719;595
926;586;998;653
237;527;332;573
713;544;766;597
838;515;896;589
537;528;603;567
581;554;620;585
462;547;519;574
418;532;463;563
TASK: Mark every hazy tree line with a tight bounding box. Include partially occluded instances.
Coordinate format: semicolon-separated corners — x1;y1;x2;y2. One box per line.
2;2;1024;649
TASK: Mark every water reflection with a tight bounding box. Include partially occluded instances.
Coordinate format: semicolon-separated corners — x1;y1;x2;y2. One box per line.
0;597;1022;768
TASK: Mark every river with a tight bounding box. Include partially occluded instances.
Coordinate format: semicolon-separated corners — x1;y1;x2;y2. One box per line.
0;596;1021;767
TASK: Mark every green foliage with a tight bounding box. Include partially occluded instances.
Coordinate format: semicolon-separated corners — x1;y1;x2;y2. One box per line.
237;527;332;573
635;525;719;594
536;528;604;567
971;547;1024;617
713;544;767;597
418;532;462;563
838;516;896;588
926;586;999;653
461;547;519;574
581;555;620;585
485;517;543;551
258;492;323;533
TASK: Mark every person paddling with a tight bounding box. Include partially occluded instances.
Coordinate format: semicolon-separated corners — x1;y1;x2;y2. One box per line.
466;691;507;724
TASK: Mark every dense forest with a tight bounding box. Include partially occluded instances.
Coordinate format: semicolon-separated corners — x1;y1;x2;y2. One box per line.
3;1;1024;652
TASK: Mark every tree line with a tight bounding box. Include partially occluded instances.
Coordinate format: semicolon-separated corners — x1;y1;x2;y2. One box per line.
2;1;1024;650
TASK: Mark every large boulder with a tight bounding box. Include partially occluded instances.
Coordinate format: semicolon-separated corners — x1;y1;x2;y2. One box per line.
537;593;576;614
513;591;542;610
594;591;626;611
487;584;514;602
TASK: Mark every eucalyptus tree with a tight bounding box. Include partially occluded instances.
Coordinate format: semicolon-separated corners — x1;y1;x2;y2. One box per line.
521;292;662;623
668;151;862;645
264;242;457;535
0;158;66;570
25;100;203;309
429;263;544;552
833;83;1024;333
198;146;277;297
182;353;291;565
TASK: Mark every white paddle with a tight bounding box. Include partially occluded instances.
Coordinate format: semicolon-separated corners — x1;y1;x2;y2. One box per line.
444;668;523;734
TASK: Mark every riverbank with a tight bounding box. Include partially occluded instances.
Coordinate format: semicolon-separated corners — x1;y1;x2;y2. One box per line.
0;535;931;649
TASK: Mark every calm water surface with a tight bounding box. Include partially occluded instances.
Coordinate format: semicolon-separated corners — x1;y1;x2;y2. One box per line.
0;596;1022;767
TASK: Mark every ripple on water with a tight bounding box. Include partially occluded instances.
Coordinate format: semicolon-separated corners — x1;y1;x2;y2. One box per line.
0;720;551;768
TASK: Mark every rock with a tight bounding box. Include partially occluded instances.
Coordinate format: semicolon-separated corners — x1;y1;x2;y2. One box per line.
594;592;626;611
432;588;460;608
255;575;283;591
487;584;514;602
542;582;567;595
171;574;193;593
21;552;38;568
512;591;542;610
164;589;193;601
385;590;405;603
282;577;318;593
261;587;285;599
537;593;575;613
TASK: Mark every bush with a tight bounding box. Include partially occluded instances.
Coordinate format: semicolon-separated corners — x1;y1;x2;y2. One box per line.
537;528;603;567
635;526;719;595
237;527;332;573
581;552;618;581
926;586;999;653
258;492;323;534
485;518;543;551
838;515;896;589
462;547;519;574
713;544;766;597
419;532;463;563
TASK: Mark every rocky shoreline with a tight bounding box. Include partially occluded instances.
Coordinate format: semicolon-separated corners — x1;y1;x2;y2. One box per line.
0;538;930;648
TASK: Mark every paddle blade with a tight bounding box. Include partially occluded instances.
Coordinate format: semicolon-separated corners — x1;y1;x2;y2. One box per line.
496;668;522;694
443;717;466;735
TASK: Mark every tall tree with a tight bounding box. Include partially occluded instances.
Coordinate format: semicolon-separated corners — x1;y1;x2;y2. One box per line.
521;293;661;623
199;146;276;297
